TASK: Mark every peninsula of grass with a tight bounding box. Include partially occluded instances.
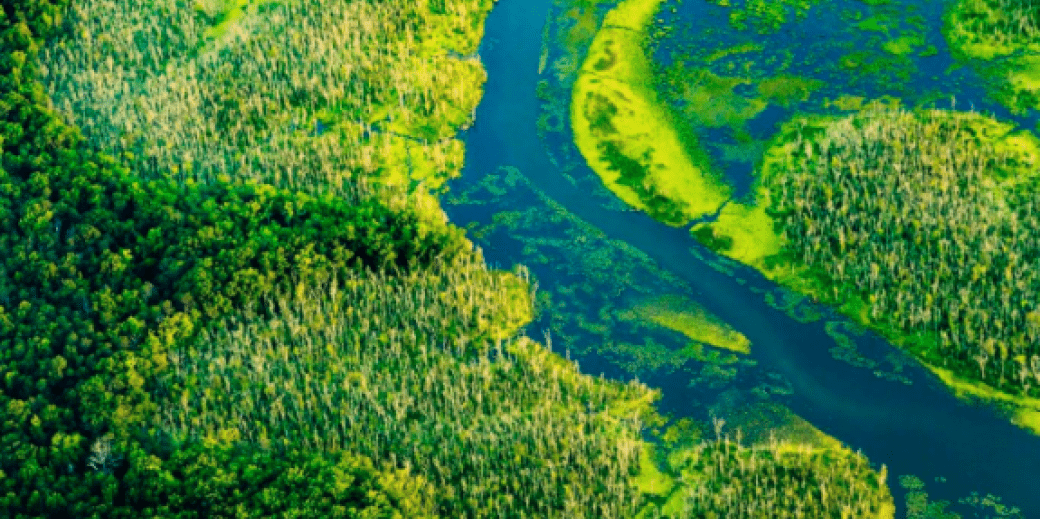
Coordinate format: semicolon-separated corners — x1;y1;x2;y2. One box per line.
944;0;1040;113
570;0;731;226
696;107;1040;434
630;294;751;354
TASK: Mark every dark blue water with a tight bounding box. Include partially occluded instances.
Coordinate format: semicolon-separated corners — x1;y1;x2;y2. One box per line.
447;0;1040;515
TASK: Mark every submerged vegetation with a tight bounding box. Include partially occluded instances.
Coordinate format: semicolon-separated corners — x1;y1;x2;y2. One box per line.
703;0;825;34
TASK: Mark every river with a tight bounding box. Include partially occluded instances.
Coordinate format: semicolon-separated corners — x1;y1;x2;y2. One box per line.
447;0;1040;515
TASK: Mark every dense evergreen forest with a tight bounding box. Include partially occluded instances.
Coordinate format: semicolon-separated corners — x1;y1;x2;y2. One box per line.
1;0;893;516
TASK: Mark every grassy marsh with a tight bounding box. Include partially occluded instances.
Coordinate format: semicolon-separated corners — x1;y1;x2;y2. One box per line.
629;294;751;354
570;0;731;225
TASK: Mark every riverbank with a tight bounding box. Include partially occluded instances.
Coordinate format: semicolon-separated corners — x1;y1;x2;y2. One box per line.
570;0;730;225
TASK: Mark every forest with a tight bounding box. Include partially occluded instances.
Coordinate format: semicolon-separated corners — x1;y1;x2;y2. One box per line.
761;108;1040;397
1;0;895;517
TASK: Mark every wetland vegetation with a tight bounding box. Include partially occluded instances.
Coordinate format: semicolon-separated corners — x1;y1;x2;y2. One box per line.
945;0;1040;112
570;0;730;225
565;0;1040;445
2;0;903;516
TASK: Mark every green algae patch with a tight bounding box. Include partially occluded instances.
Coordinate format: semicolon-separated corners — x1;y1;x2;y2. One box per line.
664;66;767;129
705;0;825;34
704;42;765;63
856;15;889;33
883;34;925;56
632;295;751;354
572;0;731;225
756;75;826;107
657;64;824;130
825;95;868;111
925;364;1040;437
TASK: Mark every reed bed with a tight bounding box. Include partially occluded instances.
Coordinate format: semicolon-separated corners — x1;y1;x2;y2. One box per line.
764;107;1040;394
38;0;490;197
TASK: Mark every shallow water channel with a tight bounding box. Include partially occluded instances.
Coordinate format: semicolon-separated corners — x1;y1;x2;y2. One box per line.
446;0;1040;515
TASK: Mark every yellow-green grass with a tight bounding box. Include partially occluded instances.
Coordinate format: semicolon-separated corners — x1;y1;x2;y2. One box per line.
571;0;731;225
379;132;466;189
634;443;675;496
1005;55;1040;105
633;441;687;519
925;364;1040;437
632;294;751;354
691;193;784;270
